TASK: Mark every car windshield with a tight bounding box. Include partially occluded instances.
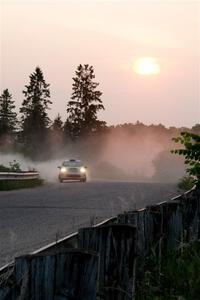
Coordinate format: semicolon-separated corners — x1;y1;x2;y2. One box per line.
63;161;82;167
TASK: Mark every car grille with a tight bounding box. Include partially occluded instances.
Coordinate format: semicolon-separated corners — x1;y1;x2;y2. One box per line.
68;168;79;173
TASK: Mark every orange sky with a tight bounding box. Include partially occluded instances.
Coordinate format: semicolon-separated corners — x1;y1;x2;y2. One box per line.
1;0;199;127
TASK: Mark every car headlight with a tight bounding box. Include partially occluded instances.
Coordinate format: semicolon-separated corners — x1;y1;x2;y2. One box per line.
60;167;67;173
80;167;86;173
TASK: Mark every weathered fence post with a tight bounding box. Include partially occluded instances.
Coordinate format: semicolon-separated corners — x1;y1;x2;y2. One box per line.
118;200;184;253
78;224;137;300
117;208;154;257
149;200;183;252
0;250;98;300
180;189;200;242
117;200;184;291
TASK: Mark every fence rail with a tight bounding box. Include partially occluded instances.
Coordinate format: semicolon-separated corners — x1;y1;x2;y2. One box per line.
0;216;116;276
0;172;39;181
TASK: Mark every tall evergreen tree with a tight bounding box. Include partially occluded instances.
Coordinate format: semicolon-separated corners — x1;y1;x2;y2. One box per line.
20;67;52;152
49;114;64;150
52;114;63;133
66;64;105;139
0;89;17;139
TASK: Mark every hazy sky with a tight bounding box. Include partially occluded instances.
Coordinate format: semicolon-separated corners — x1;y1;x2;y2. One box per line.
1;0;200;127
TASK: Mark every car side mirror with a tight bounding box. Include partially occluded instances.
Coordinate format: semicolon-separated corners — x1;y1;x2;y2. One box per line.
58;166;61;169
84;166;87;169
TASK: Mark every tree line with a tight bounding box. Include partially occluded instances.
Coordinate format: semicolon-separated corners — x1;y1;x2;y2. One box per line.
0;64;106;157
1;64;200;165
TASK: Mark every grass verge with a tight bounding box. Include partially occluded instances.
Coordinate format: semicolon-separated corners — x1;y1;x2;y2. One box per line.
0;178;43;191
135;241;200;299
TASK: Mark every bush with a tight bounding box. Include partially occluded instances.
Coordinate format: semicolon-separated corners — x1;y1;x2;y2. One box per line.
172;132;200;187
178;175;195;191
0;160;21;172
0;164;11;172
9;160;21;172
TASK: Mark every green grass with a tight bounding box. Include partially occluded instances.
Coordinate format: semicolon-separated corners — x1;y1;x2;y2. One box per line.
0;178;43;191
135;241;200;300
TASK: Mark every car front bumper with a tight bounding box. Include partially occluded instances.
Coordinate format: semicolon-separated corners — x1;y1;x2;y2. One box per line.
59;173;86;180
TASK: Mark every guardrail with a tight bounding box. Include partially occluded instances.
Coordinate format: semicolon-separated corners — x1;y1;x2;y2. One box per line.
0;172;39;181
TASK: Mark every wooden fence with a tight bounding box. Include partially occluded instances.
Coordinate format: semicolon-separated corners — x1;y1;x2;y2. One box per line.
0;187;199;299
0;250;98;300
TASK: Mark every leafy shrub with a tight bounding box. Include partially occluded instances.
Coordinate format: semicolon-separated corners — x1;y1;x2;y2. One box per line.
178;175;195;191
0;160;21;172
9;160;21;172
172;132;200;187
0;164;11;172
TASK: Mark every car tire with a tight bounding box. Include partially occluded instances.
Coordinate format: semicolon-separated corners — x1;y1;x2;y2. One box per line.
80;178;86;183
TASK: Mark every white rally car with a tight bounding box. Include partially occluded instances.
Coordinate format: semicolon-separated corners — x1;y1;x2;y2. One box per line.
58;159;87;183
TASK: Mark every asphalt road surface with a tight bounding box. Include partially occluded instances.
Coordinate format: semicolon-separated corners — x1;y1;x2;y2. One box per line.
0;181;178;268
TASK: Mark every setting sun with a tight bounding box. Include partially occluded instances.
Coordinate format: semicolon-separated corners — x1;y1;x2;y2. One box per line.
133;57;160;75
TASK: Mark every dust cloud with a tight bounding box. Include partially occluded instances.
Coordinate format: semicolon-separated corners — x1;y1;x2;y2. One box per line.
98;128;185;182
0;126;185;183
0;153;60;182
99;130;164;179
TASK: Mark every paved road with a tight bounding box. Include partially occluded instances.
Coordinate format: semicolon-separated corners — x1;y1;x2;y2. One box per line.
0;181;178;268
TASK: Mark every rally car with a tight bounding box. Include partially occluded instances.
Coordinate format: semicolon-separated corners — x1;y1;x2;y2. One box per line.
58;159;87;182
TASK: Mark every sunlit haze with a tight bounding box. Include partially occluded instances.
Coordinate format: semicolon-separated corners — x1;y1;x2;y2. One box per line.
1;0;199;127
133;57;160;75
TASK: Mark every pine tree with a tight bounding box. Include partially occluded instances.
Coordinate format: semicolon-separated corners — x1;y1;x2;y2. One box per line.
50;114;64;149
0;89;17;139
66;64;105;139
52;114;63;133
20;67;52;151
